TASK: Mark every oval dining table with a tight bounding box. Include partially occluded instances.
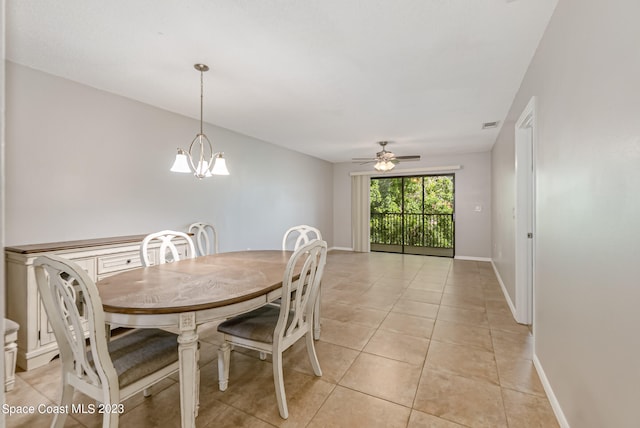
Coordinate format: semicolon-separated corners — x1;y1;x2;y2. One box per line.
96;250;297;428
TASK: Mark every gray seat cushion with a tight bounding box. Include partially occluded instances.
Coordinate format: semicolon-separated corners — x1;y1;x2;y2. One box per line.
217;306;293;344
89;329;179;388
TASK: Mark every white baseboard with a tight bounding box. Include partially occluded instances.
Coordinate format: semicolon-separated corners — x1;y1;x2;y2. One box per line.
454;255;492;262
492;259;568;427
329;246;353;252
533;354;570;428
490;260;518;320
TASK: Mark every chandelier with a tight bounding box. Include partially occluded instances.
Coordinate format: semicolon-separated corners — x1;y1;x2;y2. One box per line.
170;64;229;178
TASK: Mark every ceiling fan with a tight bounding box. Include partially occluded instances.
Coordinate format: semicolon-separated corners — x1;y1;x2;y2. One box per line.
352;141;421;172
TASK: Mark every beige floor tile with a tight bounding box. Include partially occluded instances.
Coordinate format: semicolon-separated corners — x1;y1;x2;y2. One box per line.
496;356;546;396
431;319;493;352
436;305;489;327
117;382;185;428
440;292;486;311
318;318;376;351
442;284;485;298
483;288;507;300
205;353;334;426
373;276;414;288
401;288;443;304
412;272;449;283
392;299;440;319
13;358;66;403
485;298;512;314
329;278;374;293
320;302;389;328
414;369;507;428
199;403;276;428
492;329;534;361
425;340;499;385
444;278;485;290
322;288;365;306
379;312;435;339
353;292;402;311
408;279;446;292
446;271;483;283
502;388;560;428
481;280;502;292
4;376;75;428
363;329;430;365
407;410;466;427
487;311;532;335
339;353;422;406
380;270;420;281
284;339;359;384
308;386;410;428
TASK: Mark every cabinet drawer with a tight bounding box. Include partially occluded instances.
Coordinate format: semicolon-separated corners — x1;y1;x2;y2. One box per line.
97;251;147;275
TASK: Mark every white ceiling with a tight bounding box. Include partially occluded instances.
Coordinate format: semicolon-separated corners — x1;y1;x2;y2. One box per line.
6;0;558;163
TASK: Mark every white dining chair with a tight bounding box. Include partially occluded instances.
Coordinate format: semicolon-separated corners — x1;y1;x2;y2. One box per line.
34;255;180;428
217;239;327;419
4;318;19;392
140;230;196;266
188;222;218;256
281;225;323;340
281;224;322;251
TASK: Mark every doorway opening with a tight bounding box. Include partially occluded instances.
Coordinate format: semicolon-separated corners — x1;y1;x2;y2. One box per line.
370;174;455;257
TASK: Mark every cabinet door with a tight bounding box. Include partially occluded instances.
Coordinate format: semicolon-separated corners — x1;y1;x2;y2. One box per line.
39;257;96;346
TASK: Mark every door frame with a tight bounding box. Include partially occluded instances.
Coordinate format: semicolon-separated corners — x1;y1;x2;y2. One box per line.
515;96;537;325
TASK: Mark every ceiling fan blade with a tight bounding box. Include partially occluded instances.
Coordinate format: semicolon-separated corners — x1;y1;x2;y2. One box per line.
394;155;421;161
351;158;377;162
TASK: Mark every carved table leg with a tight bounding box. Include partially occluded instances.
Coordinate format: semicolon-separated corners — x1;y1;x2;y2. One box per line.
218;342;231;391
178;312;199;427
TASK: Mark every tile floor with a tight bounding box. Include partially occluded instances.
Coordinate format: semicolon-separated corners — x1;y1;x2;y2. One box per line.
4;251;559;427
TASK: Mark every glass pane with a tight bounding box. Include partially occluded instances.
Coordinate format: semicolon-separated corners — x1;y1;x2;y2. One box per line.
370;178;403;246
424;176;454;214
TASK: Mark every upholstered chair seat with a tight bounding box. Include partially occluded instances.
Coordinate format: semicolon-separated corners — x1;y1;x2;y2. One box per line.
88;329;178;389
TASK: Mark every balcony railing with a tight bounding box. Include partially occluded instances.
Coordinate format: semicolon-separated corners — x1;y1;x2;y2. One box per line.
370;212;454;249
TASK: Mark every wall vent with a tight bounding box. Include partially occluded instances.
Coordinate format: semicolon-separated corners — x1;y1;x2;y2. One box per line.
482;121;499;129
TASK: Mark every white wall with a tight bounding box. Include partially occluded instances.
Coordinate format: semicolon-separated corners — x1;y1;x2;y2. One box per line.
333;151;492;258
491;0;640;426
5;62;333;250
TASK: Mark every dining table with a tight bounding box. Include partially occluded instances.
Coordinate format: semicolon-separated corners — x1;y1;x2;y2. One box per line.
96;250;299;428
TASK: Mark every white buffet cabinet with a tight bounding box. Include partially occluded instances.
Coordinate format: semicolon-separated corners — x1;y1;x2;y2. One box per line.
5;234;191;370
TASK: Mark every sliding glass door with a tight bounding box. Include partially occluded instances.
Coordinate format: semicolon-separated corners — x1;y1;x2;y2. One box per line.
370;174;455;257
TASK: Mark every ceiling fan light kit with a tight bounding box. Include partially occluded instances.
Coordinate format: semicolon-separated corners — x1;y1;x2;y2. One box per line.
374;159;396;172
353;141;420;172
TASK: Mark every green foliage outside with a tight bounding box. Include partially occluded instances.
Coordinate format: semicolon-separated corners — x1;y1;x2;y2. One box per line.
370;175;454;248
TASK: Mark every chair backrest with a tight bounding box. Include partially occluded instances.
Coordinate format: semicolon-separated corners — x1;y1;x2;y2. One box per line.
140;230;196;266
34;255;119;400
276;239;327;344
281;225;323;251
188;222;218;256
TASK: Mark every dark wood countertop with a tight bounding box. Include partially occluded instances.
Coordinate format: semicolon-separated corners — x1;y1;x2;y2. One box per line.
5;234;149;254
